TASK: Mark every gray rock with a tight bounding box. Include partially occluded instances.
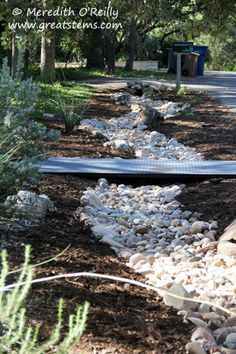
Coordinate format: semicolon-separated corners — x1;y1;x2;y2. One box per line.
191;327;216;345
217;241;236;257
164;283;197;310
138;104;162;128
188;317;209;328
81;190;104;210
224;333;236;349
191;221;209;234
225;318;236;328
4;191;55;222
185;342;207;354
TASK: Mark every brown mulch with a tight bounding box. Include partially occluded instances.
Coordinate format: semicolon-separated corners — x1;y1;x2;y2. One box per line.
151;90;236;234
2;88;236;353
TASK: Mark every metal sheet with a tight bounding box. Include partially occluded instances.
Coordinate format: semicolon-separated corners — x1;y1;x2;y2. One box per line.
36;158;236;178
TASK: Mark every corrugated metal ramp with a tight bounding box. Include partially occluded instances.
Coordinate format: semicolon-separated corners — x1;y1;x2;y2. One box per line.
36;157;236;179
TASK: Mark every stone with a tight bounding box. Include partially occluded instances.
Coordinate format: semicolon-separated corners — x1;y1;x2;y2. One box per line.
134;225;149;235
4;191;55;222
225;318;236;328
138;104;162;128
198;303;211;314
191;221;209;234
185;342;207;354
217;241;236;257
101;236;124;248
91;225;120;239
188;317;209;328
128;253;146;267
220;219;236;242
191;327;216;345
81;190;104;210
224;333;236;349
164;283;197;310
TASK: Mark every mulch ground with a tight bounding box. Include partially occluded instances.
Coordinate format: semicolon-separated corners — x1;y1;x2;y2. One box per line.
2;87;236;353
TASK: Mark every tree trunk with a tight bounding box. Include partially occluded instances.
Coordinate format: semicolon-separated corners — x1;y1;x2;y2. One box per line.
11;34;19;78
86;28;104;69
40;29;56;83
104;31;115;74
125;20;137;71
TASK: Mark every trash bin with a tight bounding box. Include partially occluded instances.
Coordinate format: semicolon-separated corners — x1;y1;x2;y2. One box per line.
193;45;208;76
182;52;199;77
167;48;177;73
173;41;193;53
168;42;193;73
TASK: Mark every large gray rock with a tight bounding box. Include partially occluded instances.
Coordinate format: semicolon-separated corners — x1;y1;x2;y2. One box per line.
164;283;197;310
4;191;55;222
127;80;143;96
138;104;162;128
191;327;216;345
220;219;236;242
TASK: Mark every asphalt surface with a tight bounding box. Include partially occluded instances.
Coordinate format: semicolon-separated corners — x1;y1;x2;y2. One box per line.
81;71;236;113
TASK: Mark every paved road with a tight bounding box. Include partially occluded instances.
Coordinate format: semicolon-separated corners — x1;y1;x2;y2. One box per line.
81;71;236;113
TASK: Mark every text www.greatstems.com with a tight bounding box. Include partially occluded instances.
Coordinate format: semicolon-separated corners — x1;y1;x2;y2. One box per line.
8;20;122;32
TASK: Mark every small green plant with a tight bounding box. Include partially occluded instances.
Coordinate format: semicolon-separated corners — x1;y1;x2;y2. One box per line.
175;86;188;96
0;245;89;353
50;96;85;133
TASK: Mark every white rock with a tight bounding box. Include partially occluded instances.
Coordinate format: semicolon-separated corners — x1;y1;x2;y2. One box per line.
164;283;197;310
217;241;236;257
81;190;104;210
4;191;55;222
128;253;146;267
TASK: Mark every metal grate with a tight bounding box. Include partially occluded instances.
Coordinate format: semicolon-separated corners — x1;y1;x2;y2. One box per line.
36;158;236;178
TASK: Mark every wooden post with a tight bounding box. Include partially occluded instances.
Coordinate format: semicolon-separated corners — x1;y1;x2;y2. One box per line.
176;53;181;90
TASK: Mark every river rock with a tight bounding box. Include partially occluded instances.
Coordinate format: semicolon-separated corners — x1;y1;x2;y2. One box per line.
224;333;236;349
191;327;216;345
185;342;207;354
217;241;236;257
191;221;209;234
164;283;197;310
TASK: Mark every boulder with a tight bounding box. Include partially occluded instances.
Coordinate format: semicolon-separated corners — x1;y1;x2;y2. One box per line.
4;191;55;222
138;104;162;128
127;80;143;96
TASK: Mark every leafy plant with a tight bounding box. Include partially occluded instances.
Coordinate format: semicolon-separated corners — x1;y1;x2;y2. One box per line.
0;246;89;353
0;56;60;194
50;95;85;133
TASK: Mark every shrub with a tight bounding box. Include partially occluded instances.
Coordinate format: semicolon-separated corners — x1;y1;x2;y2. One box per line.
0;55;60;195
0;245;89;353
